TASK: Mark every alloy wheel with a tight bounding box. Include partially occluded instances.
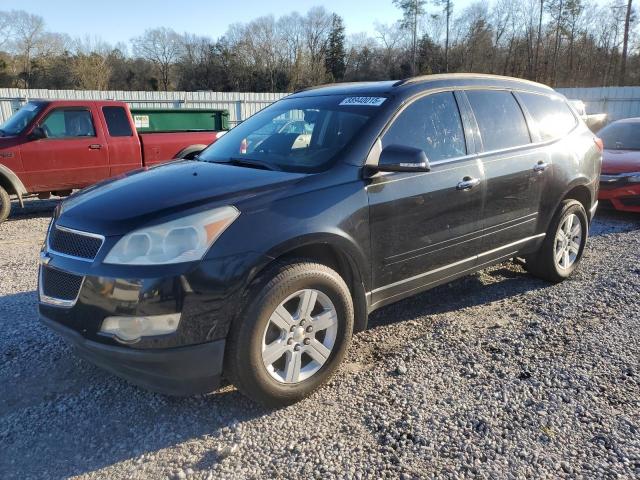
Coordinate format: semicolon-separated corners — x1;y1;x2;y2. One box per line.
261;289;338;384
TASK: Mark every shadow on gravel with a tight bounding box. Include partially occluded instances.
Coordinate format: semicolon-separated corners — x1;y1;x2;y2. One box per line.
367;265;545;332
0;290;274;479
6;198;59;221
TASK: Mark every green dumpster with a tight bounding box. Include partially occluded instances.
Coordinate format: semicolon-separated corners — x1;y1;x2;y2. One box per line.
130;108;229;133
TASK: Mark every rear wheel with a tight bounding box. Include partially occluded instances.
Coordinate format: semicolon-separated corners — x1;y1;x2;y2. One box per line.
0;186;10;223
526;199;588;283
225;261;353;407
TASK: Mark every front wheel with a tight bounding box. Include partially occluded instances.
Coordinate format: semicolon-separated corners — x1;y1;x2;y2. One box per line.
225;261;354;407
0;186;10;223
526;199;588;283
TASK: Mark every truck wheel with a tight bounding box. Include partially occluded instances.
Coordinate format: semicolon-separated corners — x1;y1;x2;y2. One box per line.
225;260;354;407
0;186;10;223
526;199;588;283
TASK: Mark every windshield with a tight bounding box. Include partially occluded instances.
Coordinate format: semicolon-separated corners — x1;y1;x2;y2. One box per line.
0;101;46;136
599;122;640;150
197;95;382;173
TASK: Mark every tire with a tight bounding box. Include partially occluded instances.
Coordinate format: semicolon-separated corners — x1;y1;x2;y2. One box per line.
225;260;354;407
526;199;588;283
0;186;10;223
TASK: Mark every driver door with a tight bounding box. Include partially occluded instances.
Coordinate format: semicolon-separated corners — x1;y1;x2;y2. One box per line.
367;91;486;307
19;105;109;191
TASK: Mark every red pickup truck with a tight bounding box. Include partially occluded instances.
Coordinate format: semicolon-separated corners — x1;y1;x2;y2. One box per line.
0;100;228;222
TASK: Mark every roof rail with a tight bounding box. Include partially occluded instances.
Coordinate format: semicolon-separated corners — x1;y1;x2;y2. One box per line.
392;73;553;90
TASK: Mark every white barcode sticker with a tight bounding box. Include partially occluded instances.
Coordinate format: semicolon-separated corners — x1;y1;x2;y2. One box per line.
339;97;387;107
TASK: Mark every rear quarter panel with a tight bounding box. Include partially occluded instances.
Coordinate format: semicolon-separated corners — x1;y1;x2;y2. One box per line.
540;124;600;231
139;132;217;166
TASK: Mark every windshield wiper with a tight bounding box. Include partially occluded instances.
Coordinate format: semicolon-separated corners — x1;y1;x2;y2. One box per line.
226;157;280;171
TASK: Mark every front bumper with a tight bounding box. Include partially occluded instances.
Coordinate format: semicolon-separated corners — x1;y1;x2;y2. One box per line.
41;315;225;395
598;180;640;212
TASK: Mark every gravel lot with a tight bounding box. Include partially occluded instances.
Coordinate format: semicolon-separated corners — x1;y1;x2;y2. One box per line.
1;199;639;479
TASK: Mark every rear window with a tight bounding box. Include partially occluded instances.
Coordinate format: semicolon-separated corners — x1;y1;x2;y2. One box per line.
518;92;577;141
466;90;531;152
103;106;133;137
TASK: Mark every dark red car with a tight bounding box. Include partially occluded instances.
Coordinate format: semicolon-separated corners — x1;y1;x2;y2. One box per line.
597;118;640;213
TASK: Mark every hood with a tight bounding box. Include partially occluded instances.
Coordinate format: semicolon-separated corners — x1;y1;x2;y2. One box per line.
57;160;306;236
0;135;22;149
602;149;640;174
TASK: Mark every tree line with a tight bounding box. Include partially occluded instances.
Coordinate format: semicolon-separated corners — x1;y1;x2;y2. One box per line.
0;1;637;93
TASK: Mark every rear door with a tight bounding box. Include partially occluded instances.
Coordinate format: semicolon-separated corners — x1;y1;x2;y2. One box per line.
367;91;485;306
19;105;109;190
463;89;547;250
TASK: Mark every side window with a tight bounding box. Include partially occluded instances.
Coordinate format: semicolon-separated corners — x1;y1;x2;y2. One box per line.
382;92;466;162
466;90;531;151
518;92;577;141
40;109;96;138
102;107;133;137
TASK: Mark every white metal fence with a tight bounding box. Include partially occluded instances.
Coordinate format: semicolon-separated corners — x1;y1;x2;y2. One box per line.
1;86;638;127
557;87;640;123
0;89;289;126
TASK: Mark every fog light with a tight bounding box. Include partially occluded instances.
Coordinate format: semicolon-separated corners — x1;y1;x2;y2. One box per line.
100;313;181;343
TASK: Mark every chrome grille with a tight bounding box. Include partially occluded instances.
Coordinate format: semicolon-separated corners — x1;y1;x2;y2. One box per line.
49;226;103;260
40;267;83;305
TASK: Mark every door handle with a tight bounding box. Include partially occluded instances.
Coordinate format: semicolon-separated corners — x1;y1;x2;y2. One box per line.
89;144;102;150
533;161;549;173
456;177;481;190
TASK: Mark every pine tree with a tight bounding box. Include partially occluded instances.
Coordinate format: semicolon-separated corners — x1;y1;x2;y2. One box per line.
393;0;428;75
325;14;346;81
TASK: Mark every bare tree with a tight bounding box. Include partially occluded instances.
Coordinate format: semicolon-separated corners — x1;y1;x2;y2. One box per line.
72;36;112;90
132;27;184;90
619;0;634;85
7;10;46;88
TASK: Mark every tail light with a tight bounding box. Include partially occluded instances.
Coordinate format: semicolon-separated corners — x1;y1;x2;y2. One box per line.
594;137;604;152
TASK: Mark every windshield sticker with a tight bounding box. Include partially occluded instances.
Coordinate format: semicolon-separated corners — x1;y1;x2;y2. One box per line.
339;97;386;107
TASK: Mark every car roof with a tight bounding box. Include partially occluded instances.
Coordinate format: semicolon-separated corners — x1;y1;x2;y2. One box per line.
289;73;555;99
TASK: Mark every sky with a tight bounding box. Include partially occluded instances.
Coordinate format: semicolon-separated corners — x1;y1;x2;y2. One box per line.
5;0;487;46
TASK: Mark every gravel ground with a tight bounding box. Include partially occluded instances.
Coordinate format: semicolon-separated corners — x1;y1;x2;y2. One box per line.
1;200;639;479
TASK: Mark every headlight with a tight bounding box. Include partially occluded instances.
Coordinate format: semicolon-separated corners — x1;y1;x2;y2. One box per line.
104;206;239;265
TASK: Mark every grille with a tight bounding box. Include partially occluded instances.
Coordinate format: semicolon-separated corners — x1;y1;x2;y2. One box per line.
49;226;103;260
620;196;640;207
41;267;84;301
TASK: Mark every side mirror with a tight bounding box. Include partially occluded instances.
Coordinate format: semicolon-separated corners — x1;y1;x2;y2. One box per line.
376;144;431;173
28;126;47;140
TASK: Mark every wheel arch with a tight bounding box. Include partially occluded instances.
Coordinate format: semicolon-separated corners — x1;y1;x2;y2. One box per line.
0;164;27;207
251;234;370;333
175;144;208;160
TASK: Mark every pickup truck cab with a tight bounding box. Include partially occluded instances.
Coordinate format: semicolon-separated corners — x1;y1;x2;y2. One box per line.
0;100;227;222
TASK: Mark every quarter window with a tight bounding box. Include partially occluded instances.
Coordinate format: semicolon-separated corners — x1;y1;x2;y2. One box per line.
103;106;133;137
466;90;531;152
382;92;466;162
518;92;577;141
40;109;96;138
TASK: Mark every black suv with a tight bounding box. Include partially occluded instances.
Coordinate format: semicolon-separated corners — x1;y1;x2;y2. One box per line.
39;74;601;406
